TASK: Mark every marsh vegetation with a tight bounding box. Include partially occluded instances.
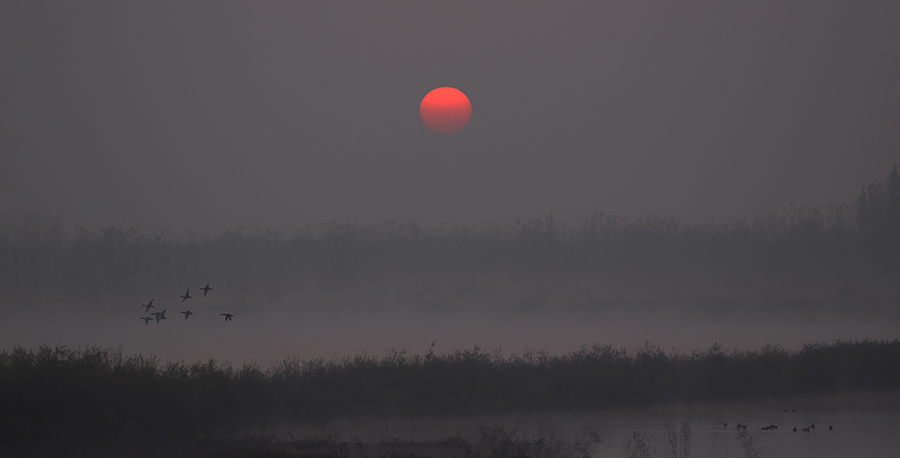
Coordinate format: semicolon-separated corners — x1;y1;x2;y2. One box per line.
2;340;900;456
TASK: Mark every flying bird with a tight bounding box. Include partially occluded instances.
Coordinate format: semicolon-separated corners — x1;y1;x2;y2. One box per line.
142;300;154;313
152;309;167;323
221;313;233;321
140;317;153;325
200;284;212;296
181;310;193;320
180;289;191;302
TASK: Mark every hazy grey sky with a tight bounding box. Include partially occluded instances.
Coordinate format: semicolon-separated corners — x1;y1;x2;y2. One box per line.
2;1;899;232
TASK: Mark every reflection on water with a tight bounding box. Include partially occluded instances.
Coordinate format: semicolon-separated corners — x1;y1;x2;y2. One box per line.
585;405;900;458
284;395;900;458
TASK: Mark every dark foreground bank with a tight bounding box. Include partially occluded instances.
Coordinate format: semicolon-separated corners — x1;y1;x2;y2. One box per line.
1;339;899;455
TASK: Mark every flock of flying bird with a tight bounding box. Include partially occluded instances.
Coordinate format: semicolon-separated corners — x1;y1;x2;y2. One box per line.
139;283;234;324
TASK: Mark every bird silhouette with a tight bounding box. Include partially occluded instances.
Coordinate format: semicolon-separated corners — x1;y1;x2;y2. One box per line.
200;284;212;296
152;309;167;323
142;299;154;313
181;310;193;320
140;317;153;325
828;425;833;430
221;313;233;321
180;289;191;302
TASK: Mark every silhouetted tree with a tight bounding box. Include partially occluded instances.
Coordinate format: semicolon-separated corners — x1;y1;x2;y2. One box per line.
888;165;900;231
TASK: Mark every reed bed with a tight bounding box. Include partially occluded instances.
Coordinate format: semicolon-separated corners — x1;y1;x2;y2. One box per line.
2;339;899;454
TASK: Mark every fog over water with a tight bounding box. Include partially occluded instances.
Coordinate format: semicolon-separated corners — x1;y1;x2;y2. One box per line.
4;298;900;366
3;183;900;364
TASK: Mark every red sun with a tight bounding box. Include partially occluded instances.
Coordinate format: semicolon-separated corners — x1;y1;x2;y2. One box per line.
420;87;472;134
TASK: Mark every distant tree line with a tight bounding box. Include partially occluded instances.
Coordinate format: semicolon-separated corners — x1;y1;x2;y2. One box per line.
0;166;898;309
856;164;900;241
1;340;899;454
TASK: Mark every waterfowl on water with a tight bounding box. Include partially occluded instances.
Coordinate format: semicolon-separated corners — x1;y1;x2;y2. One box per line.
221;313;233;321
180;289;191;302
200;284;212;296
181;310;193;320
142;299;154;313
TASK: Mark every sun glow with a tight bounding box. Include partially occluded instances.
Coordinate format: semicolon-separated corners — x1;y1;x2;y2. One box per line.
420;87;472;134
